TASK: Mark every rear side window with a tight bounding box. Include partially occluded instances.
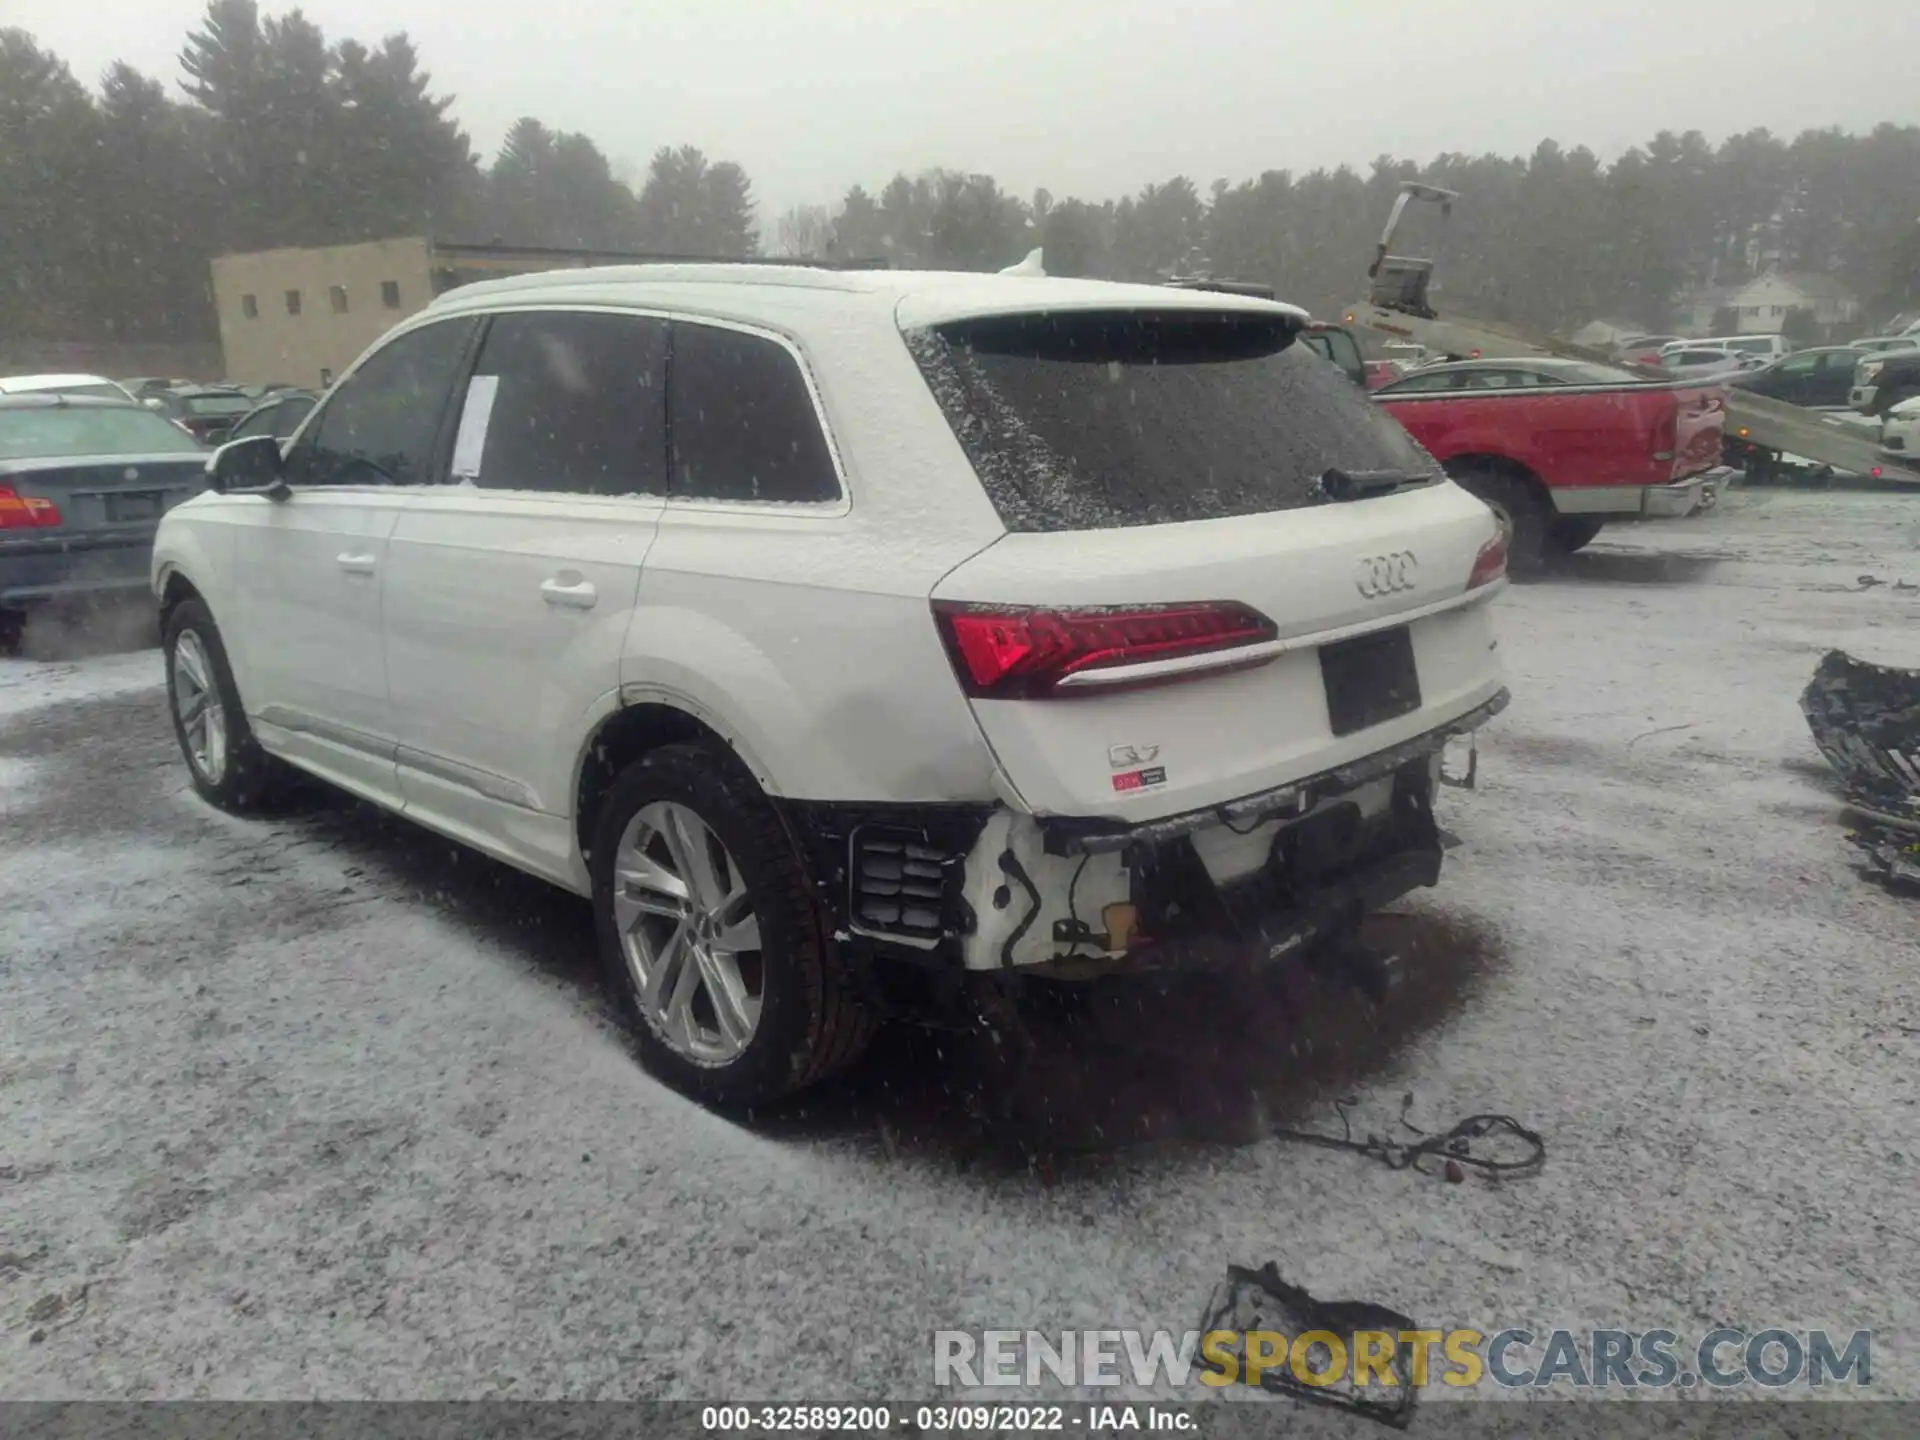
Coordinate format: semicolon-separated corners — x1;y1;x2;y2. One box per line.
1378;369;1464;394
454;311;666;494
274;394;315;437
228;405;279;441
291;318;473;486
668;323;839;503
907;311;1438;531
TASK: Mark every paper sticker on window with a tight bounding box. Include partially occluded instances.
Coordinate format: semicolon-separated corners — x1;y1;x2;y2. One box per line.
450;374;499;481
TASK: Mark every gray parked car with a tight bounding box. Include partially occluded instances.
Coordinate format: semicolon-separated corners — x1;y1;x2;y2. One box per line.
0;394;208;623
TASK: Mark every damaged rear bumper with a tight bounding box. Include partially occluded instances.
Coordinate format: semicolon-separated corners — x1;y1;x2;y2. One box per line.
782;690;1506;979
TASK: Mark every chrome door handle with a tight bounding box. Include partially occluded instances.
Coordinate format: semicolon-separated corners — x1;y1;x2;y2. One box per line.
336;552;377;576
540;577;598;610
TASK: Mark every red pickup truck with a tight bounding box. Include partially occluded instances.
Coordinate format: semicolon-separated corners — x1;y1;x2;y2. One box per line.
1372;356;1727;573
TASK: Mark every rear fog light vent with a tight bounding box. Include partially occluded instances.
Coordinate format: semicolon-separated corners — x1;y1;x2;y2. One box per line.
851;828;951;944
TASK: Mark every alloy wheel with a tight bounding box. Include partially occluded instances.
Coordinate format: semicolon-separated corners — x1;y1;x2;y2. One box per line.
612;801;765;1064
172;630;229;786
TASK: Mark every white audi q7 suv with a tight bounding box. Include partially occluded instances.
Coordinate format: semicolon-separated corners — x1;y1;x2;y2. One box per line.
153;264;1509;1105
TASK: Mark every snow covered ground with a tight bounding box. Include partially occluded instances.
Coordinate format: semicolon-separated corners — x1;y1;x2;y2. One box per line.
1;485;1916;1409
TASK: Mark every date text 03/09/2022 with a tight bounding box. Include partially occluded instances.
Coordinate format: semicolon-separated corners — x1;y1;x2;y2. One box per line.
699;1404;1193;1432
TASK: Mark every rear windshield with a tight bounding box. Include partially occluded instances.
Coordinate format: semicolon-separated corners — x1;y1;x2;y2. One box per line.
906;310;1438;531
0;406;206;460
183;394;254;416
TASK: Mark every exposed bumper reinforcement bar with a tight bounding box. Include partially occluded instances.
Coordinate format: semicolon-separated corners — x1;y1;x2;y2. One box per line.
1038;688;1510;856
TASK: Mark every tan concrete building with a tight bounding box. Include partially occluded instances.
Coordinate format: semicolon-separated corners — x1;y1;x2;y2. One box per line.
210;238;698;388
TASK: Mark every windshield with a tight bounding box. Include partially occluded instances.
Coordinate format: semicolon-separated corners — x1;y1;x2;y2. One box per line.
0;405;205;460
910;311;1437;530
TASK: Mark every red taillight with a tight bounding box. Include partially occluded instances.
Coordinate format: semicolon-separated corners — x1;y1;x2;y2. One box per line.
933;601;1277;699
0;485;62;530
1467;530;1507;590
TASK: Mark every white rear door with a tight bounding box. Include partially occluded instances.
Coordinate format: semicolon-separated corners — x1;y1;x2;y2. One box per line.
383;309;667;890
909;308;1508;819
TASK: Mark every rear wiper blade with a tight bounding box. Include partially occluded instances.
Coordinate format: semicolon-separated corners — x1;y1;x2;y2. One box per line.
1318;467;1426;501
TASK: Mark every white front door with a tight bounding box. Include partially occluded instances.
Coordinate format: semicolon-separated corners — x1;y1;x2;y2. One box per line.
381;308;668;890
228;488;411;798
234;315;479;802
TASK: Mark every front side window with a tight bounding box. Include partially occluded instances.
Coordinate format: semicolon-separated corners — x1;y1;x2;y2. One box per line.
288;319;474;486
453;310;666;495
668;323;839;503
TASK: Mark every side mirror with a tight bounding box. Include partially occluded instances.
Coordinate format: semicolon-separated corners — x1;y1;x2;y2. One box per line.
208;434;289;498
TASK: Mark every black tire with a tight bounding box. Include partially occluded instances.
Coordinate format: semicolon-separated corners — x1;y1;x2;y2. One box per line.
162;597;285;813
590;741;874;1107
1445;460;1550;577
1546;517;1604;555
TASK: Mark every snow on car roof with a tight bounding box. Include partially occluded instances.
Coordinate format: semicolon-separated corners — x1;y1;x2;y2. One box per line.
0;373;122;394
0;391;141;410
427;263;1309;330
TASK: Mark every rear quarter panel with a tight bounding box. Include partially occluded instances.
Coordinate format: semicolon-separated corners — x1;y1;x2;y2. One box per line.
618;297;1015;806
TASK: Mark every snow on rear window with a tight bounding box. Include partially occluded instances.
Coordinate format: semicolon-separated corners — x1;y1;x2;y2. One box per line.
906;311;1438;532
0;406;205;460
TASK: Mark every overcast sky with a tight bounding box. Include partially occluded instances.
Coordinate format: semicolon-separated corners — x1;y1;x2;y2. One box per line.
11;0;1919;219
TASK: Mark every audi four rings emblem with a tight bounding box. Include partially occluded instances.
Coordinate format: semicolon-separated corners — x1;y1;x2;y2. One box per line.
1355;550;1418;597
